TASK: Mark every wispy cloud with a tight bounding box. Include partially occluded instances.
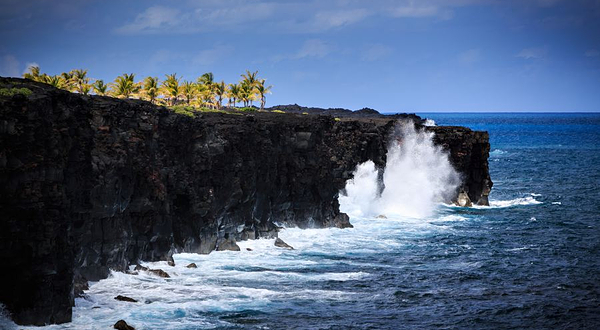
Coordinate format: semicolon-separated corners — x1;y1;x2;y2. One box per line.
193;44;235;66
361;44;393;61
0;55;20;77
295;39;333;59
115;6;182;34
517;47;547;59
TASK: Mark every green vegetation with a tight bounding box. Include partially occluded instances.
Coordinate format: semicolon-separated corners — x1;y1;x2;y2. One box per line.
22;65;274;114
334;117;341;121
272;110;285;114
0;87;33;97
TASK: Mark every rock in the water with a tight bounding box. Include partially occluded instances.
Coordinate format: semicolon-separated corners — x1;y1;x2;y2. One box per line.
246;248;253;251
274;238;294;249
114;320;135;330
148;269;170;278
186;263;197;269
167;260;175;267
456;191;473;207
376;214;387;219
134;265;148;272
114;295;137;303
217;237;241;251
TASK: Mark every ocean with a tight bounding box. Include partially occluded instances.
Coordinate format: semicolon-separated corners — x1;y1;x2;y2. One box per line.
3;113;600;329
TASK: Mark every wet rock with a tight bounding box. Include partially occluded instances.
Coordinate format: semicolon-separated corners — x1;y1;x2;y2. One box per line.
114;320;135;330
376;214;387;219
134;265;148;272
217;236;241;251
456;191;473;207
167;260;175;267
246;248;253;251
148;269;170;278
274;238;294;250
114;295;137;303
186;263;197;268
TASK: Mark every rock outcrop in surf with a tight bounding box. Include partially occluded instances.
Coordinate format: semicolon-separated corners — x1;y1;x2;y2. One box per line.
0;77;491;325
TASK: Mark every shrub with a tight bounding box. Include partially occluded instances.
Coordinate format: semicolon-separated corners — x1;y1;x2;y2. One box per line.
237;107;257;112
272;110;285;114
169;105;196;117
302;112;308;115
334;117;341;121
0;87;32;97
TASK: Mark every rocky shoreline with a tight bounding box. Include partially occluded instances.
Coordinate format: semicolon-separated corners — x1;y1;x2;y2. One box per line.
0;78;491;325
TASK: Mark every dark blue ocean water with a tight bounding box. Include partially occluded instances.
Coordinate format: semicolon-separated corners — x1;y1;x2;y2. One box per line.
19;113;600;330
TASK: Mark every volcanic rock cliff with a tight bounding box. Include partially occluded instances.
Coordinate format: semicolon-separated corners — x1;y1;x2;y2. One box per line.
0;78;491;325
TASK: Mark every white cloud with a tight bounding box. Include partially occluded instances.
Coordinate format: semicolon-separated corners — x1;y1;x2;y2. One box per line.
361;44;393;61
458;49;481;64
193;44;235;66
115;6;182;34
313;8;371;29
0;55;20;77
585;49;600;57
390;5;439;17
517;47;547;60
295;39;333;59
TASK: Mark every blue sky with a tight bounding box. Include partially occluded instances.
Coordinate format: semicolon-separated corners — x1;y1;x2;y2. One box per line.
1;0;599;112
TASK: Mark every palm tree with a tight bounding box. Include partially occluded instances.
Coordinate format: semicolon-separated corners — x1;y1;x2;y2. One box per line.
198;72;214;86
162;73;181;106
241;70;259;87
255;79;272;110
213;81;226;109
61;71;75;91
43;75;67;89
181;81;196;105
197;83;214;108
71;69;89;94
23;65;42;81
239;82;254;107
227;83;240;107
93;80;108;95
110;73;139;98
142;76;159;104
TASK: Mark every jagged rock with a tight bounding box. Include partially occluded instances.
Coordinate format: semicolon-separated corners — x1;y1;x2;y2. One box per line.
167;260;175;267
148;269;170;278
246;248;253;251
134;265;148;272
114;320;135;330
0;77;491;325
275;238;294;250
456;191;473;207
186;263;197;268
217;236;241;251
114;295;137;303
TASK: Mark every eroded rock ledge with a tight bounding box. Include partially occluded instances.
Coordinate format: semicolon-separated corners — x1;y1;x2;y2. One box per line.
0;78;491;325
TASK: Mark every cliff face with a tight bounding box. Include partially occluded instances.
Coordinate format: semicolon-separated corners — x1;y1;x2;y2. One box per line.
0;78;491;325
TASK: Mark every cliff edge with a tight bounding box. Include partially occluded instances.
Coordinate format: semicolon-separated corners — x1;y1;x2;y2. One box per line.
0;78;491;325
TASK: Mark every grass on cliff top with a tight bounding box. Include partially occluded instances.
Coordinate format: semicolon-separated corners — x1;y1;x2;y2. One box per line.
0;87;32;97
169;105;231;117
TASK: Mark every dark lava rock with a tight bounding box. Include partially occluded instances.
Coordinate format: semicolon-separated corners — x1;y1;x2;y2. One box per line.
275;238;294;250
114;320;135;330
148;269;170;278
114;295;137;303
0;77;491;325
167;260;176;267
246;248;253;251
134;265;148;272
186;263;197;268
